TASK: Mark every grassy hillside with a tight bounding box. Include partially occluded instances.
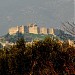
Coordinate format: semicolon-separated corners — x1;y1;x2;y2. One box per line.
0;32;75;43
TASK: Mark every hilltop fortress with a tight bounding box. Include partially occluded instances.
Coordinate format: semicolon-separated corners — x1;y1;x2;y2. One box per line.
8;24;61;35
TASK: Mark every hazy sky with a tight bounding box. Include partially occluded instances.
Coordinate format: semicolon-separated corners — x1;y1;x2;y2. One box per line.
0;0;74;35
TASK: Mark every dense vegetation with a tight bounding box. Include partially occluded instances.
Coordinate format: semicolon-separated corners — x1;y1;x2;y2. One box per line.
0;37;75;75
1;32;75;43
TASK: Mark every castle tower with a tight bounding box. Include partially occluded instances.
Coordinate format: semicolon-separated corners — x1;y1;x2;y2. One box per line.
19;25;25;34
48;28;54;35
40;27;48;34
9;26;19;35
28;24;39;34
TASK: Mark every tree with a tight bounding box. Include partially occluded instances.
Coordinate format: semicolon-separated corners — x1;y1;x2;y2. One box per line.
16;38;25;51
0;43;3;48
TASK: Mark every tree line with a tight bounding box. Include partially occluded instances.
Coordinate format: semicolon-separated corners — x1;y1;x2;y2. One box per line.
0;37;75;75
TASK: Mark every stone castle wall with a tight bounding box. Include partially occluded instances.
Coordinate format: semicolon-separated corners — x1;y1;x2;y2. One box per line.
28;24;39;34
9;24;55;35
9;26;19;35
9;25;25;35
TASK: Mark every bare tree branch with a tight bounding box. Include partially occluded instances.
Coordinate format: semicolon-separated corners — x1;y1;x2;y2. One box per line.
62;22;75;35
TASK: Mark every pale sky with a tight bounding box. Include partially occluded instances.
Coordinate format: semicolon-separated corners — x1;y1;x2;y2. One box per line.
0;0;74;35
